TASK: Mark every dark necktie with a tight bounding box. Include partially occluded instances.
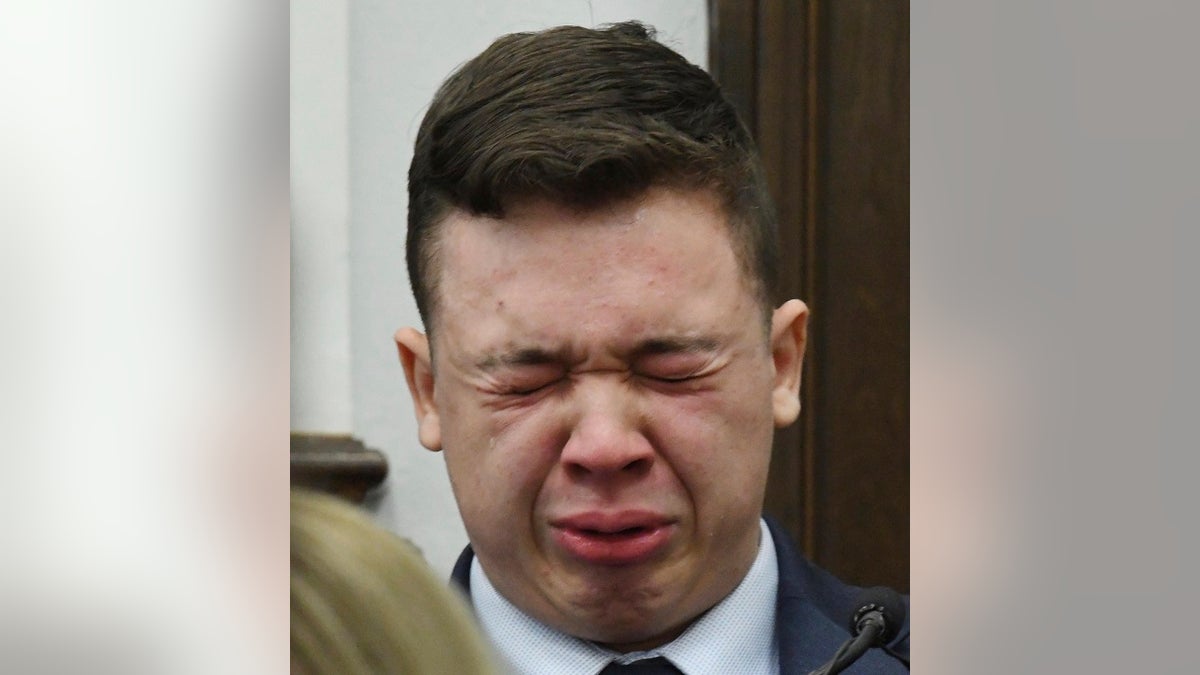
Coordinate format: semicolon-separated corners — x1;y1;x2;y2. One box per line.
597;656;684;674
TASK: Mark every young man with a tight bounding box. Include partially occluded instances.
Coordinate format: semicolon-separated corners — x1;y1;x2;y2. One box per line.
396;22;909;675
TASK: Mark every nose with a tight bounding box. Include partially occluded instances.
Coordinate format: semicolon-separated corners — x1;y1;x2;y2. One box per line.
559;377;654;481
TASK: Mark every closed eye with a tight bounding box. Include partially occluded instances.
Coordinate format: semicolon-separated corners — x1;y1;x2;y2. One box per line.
496;372;567;397
505;380;560;396
639;371;711;388
633;341;718;385
645;372;700;382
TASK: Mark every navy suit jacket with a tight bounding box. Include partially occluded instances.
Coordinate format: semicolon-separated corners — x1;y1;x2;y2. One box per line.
450;515;909;674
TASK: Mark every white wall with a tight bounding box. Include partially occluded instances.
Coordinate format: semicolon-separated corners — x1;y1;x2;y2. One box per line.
293;0;708;576
291;0;352;433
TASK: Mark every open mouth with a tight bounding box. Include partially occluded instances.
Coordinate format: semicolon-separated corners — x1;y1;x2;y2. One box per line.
578;525;654;538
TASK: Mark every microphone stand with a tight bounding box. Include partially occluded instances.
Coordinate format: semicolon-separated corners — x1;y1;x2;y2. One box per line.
808;607;889;675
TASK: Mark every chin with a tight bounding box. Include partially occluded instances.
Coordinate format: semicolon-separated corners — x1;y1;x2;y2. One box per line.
556;581;682;643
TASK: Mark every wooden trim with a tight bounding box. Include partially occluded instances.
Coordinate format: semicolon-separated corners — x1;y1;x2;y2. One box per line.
707;0;758;133
291;433;388;503
801;0;821;559
710;0;910;591
713;0;821;560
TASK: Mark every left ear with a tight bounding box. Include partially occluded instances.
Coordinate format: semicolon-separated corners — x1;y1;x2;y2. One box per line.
770;299;809;427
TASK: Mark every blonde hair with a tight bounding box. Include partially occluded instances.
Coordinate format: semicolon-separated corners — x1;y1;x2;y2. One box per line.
291;489;500;674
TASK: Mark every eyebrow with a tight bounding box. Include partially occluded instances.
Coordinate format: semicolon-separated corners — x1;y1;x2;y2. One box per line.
633;336;721;356
475;347;563;372
474;336;722;372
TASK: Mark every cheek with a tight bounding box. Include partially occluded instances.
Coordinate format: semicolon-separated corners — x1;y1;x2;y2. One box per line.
661;367;776;437
649;389;775;487
441;401;568;514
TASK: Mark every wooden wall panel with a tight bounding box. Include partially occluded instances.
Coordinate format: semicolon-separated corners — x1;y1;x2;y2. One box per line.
814;0;909;591
710;0;909;592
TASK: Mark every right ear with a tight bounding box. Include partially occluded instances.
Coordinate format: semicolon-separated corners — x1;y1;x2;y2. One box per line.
394;328;442;452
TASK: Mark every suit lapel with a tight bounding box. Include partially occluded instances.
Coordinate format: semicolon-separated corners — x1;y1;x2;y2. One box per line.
767;516;909;674
450;544;475;597
770;516;853;674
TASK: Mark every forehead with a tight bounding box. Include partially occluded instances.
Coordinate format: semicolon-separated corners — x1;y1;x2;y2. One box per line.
431;188;755;347
440;189;736;290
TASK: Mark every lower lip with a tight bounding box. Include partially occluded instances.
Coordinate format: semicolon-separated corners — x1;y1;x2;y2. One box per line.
552;524;675;566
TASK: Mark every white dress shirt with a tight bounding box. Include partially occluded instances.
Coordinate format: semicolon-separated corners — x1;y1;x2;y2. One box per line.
471;518;780;675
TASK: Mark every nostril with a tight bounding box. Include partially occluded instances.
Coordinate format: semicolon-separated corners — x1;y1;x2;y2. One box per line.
621;457;652;474
563;455;653;482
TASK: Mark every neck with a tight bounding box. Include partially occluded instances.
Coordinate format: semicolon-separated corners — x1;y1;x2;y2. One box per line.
593;619;695;653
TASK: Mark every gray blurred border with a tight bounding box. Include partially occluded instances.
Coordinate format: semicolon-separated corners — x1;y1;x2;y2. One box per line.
914;1;1200;672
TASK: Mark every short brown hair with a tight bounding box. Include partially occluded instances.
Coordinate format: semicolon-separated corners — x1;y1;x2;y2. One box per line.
406;21;778;331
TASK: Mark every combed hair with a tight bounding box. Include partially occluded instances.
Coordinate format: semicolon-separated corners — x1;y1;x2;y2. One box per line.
407;21;779;331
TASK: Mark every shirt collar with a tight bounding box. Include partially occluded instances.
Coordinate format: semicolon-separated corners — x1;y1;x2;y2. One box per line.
471;519;779;675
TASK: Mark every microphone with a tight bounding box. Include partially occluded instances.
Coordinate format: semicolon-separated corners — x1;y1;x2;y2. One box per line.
809;587;908;674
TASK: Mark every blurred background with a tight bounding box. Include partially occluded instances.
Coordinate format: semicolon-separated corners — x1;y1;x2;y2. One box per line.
1;1;287;672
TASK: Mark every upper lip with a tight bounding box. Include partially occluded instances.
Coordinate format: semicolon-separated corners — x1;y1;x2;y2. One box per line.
549;510;675;533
